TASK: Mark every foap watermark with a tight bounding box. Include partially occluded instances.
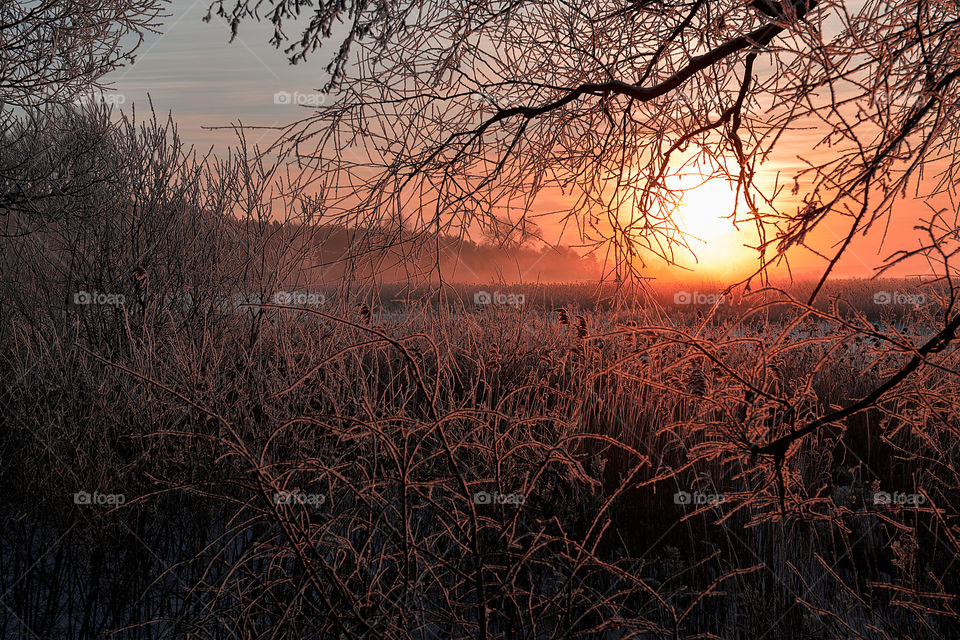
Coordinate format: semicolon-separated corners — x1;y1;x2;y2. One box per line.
674;291;725;306
674;491;725;505
474;290;525;307
272;291;326;307
871;90;925;109
273;490;326;506
873;291;925;307
73;91;126;107
74;290;125;307
74;490;126;506
473;491;525;506
274;91;326;107
874;491;926;507
470;90;523;109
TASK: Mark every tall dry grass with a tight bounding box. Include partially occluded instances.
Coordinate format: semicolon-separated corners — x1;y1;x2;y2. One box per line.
1;105;958;639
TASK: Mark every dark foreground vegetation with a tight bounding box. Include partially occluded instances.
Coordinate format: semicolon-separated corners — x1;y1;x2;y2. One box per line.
2;107;959;639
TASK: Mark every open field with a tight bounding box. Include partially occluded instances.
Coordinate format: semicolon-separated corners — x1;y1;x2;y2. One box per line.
1;109;954;637
5;2;960;636
2;278;958;639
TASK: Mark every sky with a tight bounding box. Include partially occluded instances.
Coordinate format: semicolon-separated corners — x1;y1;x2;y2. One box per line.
102;0;943;284
106;0;336;152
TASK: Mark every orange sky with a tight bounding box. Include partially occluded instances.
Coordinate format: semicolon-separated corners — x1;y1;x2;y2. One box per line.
104;0;949;285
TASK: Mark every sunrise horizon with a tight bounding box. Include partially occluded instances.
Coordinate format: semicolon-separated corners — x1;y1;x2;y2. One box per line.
4;1;960;638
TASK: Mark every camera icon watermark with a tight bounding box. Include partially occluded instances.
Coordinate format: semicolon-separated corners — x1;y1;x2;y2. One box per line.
873;291;925;307
274;91;326;107
73;290;125;307
74;490;126;506
674;291;725;305
473;491;525;506
474;290;525;307
873;491;926;506
273;490;326;506
674;491;725;505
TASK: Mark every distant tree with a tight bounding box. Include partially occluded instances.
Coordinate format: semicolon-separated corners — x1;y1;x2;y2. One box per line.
211;0;960;456
2;3;957;636
210;0;960;289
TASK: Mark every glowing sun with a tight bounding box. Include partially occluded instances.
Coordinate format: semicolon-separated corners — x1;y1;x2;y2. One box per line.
670;173;743;244
659;171;756;277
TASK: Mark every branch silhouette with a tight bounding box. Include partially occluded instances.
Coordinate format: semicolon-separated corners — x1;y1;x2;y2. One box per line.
753;311;960;461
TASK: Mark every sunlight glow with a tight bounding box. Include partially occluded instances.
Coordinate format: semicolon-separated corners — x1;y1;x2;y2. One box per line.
616;162;761;280
671;173;743;245
656;171;757;279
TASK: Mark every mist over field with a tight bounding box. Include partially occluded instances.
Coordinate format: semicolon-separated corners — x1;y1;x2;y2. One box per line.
4;1;960;639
